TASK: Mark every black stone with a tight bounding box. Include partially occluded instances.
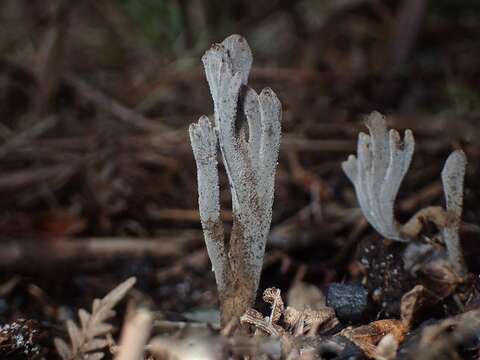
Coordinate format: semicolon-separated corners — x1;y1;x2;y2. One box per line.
326;282;370;324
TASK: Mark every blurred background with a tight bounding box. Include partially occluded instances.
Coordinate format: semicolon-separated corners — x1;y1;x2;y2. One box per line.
0;0;480;333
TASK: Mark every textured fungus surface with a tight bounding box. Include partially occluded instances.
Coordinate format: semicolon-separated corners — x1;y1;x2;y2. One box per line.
342;112;415;241
343;113;467;275
189;34;282;323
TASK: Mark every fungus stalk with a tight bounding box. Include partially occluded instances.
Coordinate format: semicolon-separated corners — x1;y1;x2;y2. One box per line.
342;113;467;275
441;150;467;275
189;35;281;324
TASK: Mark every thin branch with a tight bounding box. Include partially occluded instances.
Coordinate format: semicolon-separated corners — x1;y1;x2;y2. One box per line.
0;234;201;269
64;75;170;133
115;310;152;360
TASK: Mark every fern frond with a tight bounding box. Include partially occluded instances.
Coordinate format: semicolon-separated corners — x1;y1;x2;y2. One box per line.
55;277;136;360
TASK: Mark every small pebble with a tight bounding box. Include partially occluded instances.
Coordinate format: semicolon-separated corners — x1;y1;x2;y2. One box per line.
326;283;370;324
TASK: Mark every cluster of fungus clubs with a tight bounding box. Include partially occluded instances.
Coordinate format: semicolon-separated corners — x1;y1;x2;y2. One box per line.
189;34;468;326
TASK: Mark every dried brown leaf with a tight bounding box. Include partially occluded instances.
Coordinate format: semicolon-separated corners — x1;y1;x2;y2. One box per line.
418;258;463;299
340;319;407;358
400;285;439;329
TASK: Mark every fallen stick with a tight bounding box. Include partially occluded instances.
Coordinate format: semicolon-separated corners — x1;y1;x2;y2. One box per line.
147;207;233;223
0;115;58;159
115;310;152;360
0;164;76;190
64;75;170;133
0;233;202;268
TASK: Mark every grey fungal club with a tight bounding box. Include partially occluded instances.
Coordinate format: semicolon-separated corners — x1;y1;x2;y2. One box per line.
342;113;467;275
189;35;282;323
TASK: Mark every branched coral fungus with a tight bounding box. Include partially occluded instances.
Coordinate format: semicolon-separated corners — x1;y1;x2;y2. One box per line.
343;113;467;275
189;35;281;323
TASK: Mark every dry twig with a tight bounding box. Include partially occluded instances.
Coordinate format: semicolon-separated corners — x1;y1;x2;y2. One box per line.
114;310;152;360
0;236;199;269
